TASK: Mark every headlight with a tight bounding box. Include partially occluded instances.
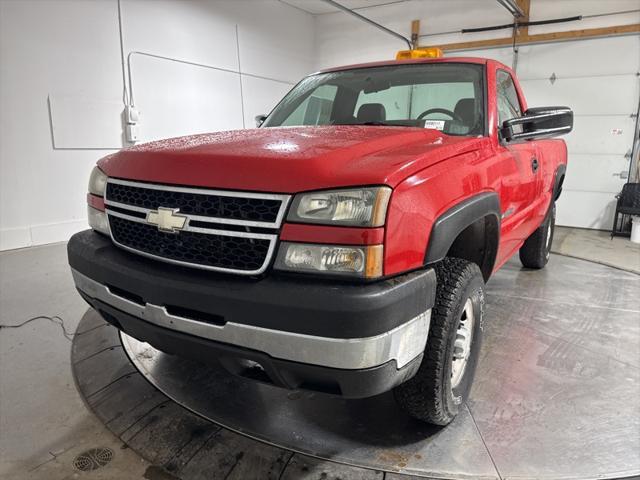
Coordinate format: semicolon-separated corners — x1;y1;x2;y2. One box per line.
88;206;110;236
287;187;391;227
88;166;107;196
274;242;383;278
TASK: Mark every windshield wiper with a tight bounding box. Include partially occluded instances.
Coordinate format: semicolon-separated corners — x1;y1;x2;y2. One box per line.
347;121;407;127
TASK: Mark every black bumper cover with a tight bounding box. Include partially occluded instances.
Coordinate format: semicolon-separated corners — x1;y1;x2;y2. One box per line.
68;230;436;398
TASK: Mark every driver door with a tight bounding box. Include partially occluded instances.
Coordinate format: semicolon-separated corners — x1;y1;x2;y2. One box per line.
495;70;541;254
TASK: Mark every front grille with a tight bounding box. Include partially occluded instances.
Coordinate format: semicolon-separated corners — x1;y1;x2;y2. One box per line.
107;182;281;223
109;216;271;271
104;179;289;274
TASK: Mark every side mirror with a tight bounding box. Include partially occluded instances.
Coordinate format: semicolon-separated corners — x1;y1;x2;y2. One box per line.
254;114;267;128
500;106;573;143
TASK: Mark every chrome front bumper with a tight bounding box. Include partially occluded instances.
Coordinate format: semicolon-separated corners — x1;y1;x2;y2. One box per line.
72;269;430;370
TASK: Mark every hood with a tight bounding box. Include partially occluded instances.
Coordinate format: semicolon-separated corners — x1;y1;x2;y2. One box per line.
99;126;487;193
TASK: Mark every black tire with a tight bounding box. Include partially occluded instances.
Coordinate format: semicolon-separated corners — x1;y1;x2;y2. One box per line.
519;202;556;269
393;258;485;425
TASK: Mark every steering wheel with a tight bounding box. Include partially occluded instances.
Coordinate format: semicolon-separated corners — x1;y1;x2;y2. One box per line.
417;107;464;123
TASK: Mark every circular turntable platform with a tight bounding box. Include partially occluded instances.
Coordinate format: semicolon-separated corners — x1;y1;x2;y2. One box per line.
72;255;640;479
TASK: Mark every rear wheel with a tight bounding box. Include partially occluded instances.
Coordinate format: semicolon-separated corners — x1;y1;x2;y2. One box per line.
393;258;485;425
519;202;556;269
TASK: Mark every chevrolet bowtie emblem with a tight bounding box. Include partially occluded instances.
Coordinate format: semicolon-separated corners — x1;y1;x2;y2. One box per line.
146;207;187;233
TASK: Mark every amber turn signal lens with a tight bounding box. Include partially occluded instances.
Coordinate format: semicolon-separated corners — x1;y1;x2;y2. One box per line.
365;245;384;278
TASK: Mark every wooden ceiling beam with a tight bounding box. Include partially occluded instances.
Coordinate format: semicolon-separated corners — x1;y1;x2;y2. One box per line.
421;23;640;52
411;19;420;49
515;0;531;38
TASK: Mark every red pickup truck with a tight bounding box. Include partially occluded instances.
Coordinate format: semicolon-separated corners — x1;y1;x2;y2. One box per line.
68;55;572;425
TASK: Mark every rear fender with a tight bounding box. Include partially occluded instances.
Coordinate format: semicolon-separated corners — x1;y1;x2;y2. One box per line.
553;164;567;201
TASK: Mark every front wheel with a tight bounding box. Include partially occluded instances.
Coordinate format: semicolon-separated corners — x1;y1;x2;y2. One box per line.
519;202;556;269
393;258;485;425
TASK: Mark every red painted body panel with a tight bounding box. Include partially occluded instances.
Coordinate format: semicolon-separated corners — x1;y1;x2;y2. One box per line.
94;58;567;279
319;56;488;73
87;193;105;211
280;224;384;246
98;126;481;193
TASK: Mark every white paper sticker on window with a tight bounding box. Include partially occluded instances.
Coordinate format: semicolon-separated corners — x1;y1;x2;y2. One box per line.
424;120;445;131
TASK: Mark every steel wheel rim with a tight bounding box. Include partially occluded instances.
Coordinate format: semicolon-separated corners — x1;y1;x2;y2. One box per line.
545;218;553;258
451;298;474;389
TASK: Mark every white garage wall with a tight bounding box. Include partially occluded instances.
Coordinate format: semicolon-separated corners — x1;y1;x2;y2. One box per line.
0;0;314;251
0;0;123;252
121;0;312;141
314;0;640;230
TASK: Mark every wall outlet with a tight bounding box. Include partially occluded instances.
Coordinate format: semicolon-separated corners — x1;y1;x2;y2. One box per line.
126;124;139;143
124;105;140;143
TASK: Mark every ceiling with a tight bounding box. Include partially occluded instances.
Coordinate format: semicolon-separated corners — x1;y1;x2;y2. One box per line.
279;0;413;15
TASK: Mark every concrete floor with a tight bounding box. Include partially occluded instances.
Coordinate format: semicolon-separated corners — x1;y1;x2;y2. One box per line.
0;228;638;479
114;252;640;479
552;226;640;274
0;244;150;479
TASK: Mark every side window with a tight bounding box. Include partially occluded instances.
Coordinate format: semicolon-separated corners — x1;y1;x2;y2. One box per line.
281;85;338;126
496;70;522;126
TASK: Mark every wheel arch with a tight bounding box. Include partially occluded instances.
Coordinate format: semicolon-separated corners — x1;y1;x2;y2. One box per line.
424;192;501;281
553;164;567;201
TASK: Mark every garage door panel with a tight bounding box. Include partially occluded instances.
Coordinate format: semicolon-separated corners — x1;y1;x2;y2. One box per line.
518;35;639;230
563;115;636;155
562;154;630;193
516;36;640;79
556;191;617;230
519;75;638;115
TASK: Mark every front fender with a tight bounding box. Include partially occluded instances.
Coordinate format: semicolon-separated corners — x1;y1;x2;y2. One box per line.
424;192;501;264
383;147;499;276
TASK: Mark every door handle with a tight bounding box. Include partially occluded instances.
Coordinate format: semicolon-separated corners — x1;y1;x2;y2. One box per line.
531;158;539;173
613;170;629;179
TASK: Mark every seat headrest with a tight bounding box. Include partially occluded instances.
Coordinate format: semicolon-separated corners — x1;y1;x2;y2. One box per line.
454;98;477;128
356;103;386;123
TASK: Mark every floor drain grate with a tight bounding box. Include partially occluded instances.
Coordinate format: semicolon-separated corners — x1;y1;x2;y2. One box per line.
72;447;114;471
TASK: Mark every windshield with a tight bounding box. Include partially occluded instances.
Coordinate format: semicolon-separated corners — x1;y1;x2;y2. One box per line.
263;63;485;136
